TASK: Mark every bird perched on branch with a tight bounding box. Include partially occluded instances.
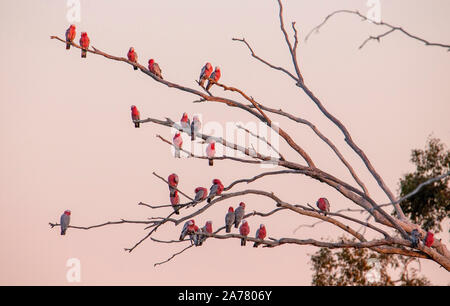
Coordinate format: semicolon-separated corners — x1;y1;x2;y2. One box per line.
424;231;434;247
180;112;190;132
194;187;208;203
206;142;216;166
199;62;213;88
234;202;246;228
225;206;235;233
316;197;330;216
196;221;213;246
173;132;183;158
207;179;224;203
148;59;163;79
190;115;201;141
253;224;266;248
206;66;221;91
60;210;71;235
168;173;179;197
170;190;180;215
410;229;421;248
179;219;196;241
239;220;250;246
127;47;138;70
130;105;140;128
79;32;90;58
65;25;76;50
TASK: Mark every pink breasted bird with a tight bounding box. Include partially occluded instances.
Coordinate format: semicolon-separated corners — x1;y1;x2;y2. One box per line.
168;173;179;197
225;206;235;233
65;25;76;50
148;59;163;79
197;221;213;246
199;62;213;87
207;179;224;203
60;210;71;235
179;219;196;241
127;47;138;70
206;66;221;91
206;142;216;166
170;190;180;215
194;187;208;203
79;32;90;58
234;202;246;228
424;232;434;247
130;105;140;128
239;220;250;246
253;224;266;248
316;197;330;216
173;132;183;158
190;115;201;141
180;112;190;132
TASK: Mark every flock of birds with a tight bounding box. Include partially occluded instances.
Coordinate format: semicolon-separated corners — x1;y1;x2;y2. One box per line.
59;25;435;251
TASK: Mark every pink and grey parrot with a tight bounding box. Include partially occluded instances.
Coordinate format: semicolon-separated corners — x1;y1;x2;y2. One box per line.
239;220;250;246
170;190;180;215
179;219;196;241
197;220;213;246
60;210;71;235
190;225;200;245
148;59;163;79
424;232;434;247
316;197;330;216
234;202;246;228
253;224;267;248
180;112;190;132
206;142;216;166
79;32;90;58
65;25;76;50
127;47;138;70
207;179;224;203
190;115;201;141
225;206;235;233
130;105;140;128
410;229;420;248
206;66;221;91
194;187;208;203
168;173;179;197
173;132;183;158
199;62;213;87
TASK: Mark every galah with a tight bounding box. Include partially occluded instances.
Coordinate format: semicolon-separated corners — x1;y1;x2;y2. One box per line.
190;115;201;141
173;132;183;158
148;59;163;79
65;25;76;50
79;32;90;58
190;225;200;245
410;229;421;248
424;232;434;247
179;219;196;241
180;112;190;132
199;62;213;87
316;197;330;216
127;47;138;70
239;220;250;246
234;202;246;228
170;190;180;215
206;142;216;166
194;187;208;203
253;224;267;248
225;206;235;233
205;66;221;91
60;210;71;235
197;221;213;246
168;173;179;197
130;105;140;128
207;178;224;203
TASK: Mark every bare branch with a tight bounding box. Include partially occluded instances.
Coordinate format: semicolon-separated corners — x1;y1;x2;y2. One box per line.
153;245;194;267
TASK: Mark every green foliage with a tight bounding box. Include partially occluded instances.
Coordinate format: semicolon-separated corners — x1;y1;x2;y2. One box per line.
397;136;450;232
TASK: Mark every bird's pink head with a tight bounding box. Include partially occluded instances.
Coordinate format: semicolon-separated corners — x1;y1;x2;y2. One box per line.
175;132;180;138
239;202;246;208
131;105;136;110
70;24;76;30
193;115;200;122
194;187;203;193
189;219;195;226
260;224;265;229
213;179;222;185
206;62;212;69
242;220;248;225
81;32;87;37
228;206;234;213
64;210;71;216
129;47;134;53
181;112;188;121
149;59;154;65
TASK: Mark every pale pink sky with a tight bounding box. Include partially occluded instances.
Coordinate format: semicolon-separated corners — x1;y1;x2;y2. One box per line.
0;0;449;285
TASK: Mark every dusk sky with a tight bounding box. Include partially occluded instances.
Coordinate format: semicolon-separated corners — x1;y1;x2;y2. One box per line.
1;0;449;285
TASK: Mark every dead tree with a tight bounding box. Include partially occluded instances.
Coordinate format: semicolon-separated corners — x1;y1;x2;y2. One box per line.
49;0;450;270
